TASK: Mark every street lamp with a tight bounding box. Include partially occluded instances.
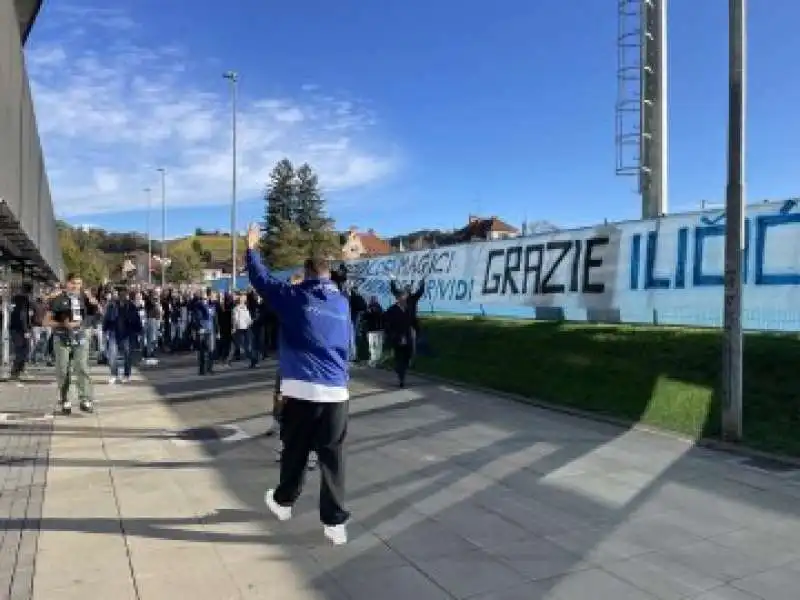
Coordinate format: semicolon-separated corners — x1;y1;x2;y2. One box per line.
156;168;167;287
222;70;238;291
144;187;152;285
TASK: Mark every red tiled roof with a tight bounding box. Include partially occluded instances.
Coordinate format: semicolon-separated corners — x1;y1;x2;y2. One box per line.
356;231;392;256
459;215;519;240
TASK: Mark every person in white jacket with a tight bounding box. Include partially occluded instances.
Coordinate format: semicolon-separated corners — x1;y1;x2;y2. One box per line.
231;294;253;364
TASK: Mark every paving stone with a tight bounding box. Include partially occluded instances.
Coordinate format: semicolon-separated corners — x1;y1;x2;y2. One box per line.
603;550;724;600
410;548;527;599
729;560;800;600
485;536;590;582
5;356;800;600
691;585;761;600
538;567;659;600
332;564;452;600
380;515;481;560
0;380;55;600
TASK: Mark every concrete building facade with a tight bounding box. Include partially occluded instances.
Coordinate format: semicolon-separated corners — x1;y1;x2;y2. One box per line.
0;0;62;283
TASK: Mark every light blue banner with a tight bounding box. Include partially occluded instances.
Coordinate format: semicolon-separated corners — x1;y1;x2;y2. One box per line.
213;200;800;331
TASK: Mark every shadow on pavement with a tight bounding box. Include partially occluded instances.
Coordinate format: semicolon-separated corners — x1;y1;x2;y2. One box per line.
24;353;800;598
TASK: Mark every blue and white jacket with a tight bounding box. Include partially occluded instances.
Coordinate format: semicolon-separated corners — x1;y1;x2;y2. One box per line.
246;249;352;402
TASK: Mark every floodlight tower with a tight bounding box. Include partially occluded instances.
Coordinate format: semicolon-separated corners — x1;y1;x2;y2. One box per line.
615;0;668;219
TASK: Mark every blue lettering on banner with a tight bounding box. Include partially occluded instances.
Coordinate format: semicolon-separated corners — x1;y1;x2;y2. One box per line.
629;219;756;290
424;278;472;302
675;227;688;289
693;224;725;287
214;200;800;331
645;231;670;289
754;213;800;285
350;249;456;279
630;233;641;290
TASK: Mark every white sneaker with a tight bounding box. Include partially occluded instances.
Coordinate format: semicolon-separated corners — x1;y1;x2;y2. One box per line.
108;377;118;385
324;523;348;546
264;489;292;521
122;376;131;383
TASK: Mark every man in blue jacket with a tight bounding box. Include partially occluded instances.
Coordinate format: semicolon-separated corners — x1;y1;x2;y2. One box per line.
103;289;143;383
190;289;217;375
245;223;351;546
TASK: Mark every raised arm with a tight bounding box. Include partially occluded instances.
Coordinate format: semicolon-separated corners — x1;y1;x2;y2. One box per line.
410;277;426;301
245;224;291;314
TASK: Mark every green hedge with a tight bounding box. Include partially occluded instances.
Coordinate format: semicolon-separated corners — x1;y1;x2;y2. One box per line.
412;317;800;457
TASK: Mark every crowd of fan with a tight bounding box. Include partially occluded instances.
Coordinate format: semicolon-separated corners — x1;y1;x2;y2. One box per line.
2;247;428;545
1;263;424;386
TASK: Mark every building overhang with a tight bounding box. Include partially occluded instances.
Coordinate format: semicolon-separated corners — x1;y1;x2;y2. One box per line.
14;0;44;46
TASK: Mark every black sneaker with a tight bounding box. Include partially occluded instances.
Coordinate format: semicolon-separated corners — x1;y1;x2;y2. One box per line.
60;401;72;415
80;401;94;414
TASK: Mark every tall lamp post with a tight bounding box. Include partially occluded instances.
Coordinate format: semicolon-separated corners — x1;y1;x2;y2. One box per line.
223;70;238;291
721;0;746;441
144;187;152;285
157;168;167;287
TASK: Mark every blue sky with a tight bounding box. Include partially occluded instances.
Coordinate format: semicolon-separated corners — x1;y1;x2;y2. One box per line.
25;1;800;239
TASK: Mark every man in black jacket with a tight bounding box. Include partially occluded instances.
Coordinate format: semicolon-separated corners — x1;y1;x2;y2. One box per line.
348;286;367;360
8;283;33;380
331;263;347;292
383;289;415;387
389;275;426;361
30;295;49;365
143;289;162;364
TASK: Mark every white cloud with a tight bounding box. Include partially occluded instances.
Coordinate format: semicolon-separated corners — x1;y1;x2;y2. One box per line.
47;4;137;32
26;7;398;217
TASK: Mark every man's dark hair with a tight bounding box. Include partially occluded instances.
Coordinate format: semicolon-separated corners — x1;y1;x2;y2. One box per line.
304;257;330;276
66;272;79;282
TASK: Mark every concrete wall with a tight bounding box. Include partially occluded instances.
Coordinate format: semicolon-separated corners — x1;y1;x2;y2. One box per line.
0;0;62;281
216;200;800;332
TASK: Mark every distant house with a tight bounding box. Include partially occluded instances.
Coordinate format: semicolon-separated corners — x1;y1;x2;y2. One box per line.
340;227;392;260
456;215;520;243
114;251;152;283
202;257;244;282
202;267;226;282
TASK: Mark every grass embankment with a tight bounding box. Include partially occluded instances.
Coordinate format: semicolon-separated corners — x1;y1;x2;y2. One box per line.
171;234;246;263
413;317;800;457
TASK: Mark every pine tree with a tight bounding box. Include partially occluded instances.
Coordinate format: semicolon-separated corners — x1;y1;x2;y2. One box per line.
261;159;342;266
294;163;341;260
269;219;308;269
295;163;325;231
261;158;297;265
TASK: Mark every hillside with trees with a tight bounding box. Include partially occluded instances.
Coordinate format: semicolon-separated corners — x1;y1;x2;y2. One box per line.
56;157;341;285
57;221;246;287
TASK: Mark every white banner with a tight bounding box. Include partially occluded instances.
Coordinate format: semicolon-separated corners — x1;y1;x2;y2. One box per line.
341;200;800;331
222;200;800;331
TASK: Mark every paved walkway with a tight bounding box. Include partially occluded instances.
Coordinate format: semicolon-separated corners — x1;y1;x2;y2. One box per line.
2;357;800;599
